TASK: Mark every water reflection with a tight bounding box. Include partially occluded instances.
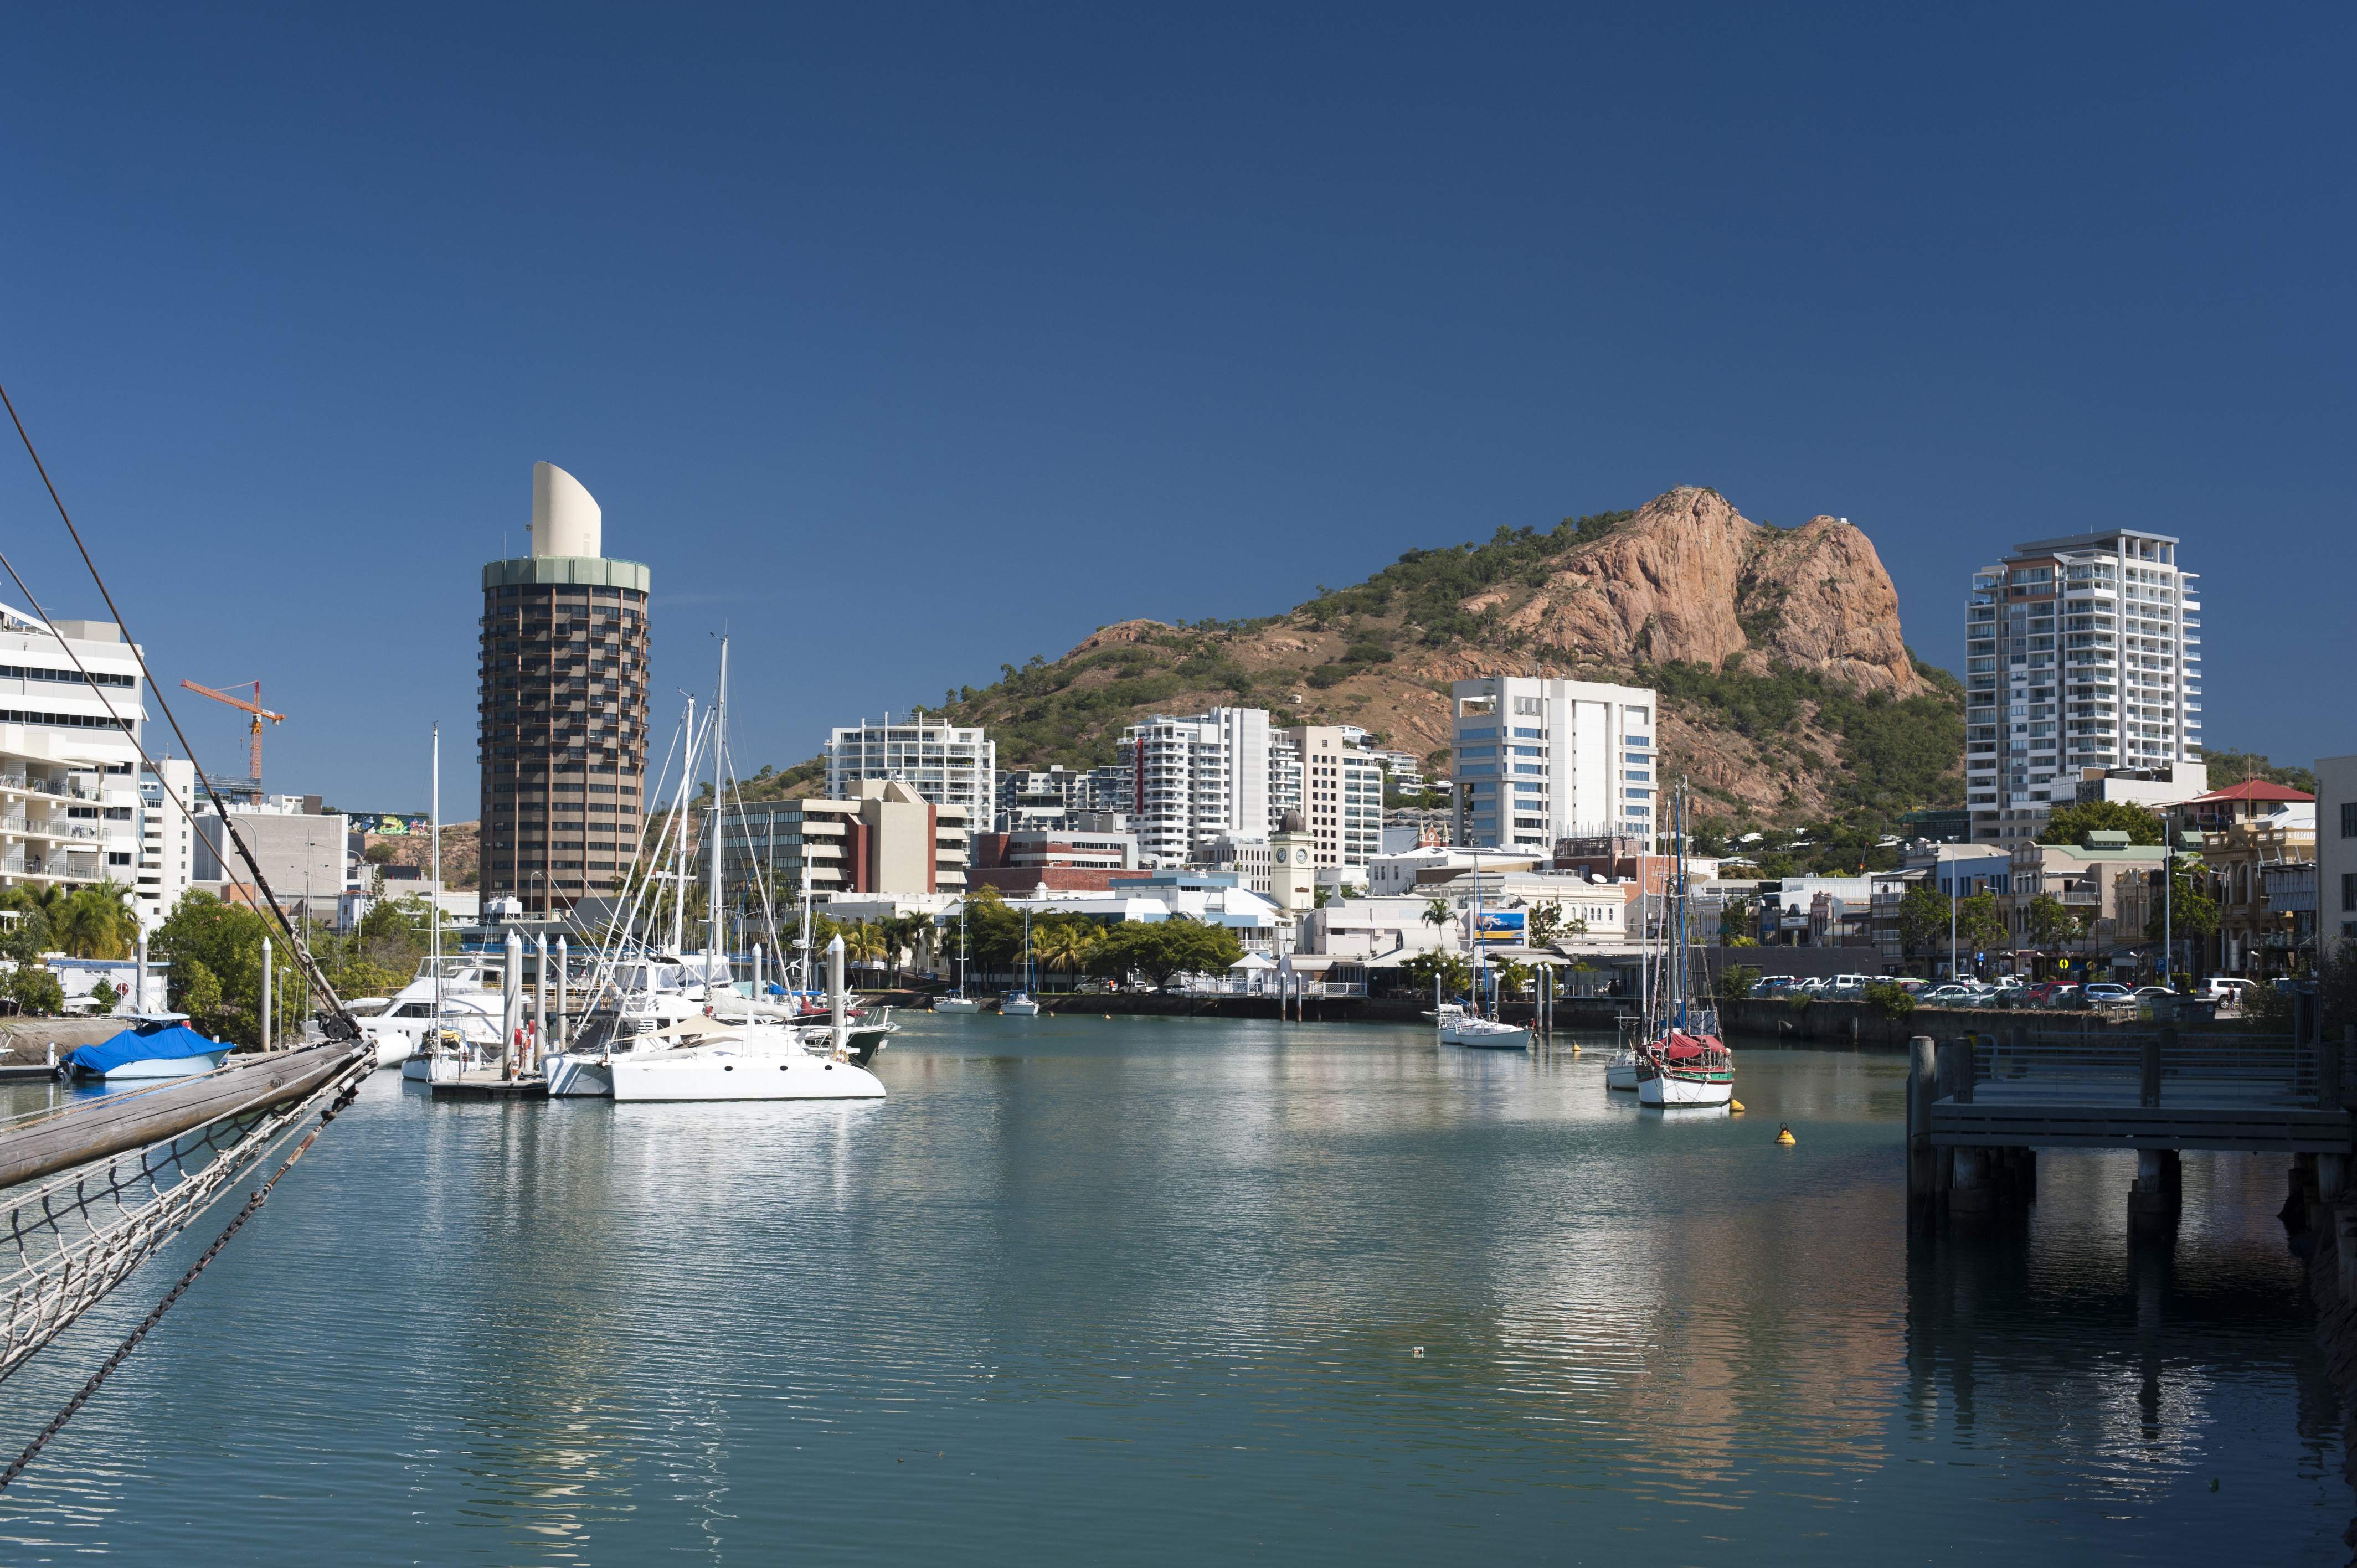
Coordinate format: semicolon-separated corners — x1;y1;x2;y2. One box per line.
0;1023;2339;1564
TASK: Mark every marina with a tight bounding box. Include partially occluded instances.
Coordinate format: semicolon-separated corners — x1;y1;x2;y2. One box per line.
0;1015;2341;1562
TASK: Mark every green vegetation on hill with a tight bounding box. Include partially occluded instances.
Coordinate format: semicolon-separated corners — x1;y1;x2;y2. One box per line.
2199;746;2317;795
1314;511;1633;642
934;632;1280;772
1648;657;1964;820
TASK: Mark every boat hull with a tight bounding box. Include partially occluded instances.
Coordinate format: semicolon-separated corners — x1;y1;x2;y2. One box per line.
932;998;981;1014
1636;1070;1733;1107
1440;1020;1529;1050
1000;997;1041;1016
543;1054;614;1097
1604;1050;1639;1091
611;1048;884;1102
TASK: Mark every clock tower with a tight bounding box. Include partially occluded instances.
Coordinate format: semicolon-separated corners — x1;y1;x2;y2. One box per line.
1270;809;1316;913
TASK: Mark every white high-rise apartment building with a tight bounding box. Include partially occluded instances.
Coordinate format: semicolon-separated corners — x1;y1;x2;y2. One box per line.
1121;708;1270;868
824;713;996;818
136;757;198;925
0;606;146;912
1448;677;1659;851
1965;529;2200;844
1282;725;1383;869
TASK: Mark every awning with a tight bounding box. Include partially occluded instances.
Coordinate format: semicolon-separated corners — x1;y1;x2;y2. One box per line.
1231;952;1278;970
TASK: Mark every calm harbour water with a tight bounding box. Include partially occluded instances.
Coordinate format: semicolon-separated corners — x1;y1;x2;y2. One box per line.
0;1014;2343;1565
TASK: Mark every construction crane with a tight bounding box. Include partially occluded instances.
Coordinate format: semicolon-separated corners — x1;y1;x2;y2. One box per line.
179;679;287;792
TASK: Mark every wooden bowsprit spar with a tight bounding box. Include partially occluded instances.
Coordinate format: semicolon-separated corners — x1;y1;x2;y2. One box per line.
0;376;375;1483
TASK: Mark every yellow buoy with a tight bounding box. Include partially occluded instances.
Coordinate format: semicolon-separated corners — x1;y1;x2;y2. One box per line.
1729;1099;1746;1113
1775;1125;1797;1145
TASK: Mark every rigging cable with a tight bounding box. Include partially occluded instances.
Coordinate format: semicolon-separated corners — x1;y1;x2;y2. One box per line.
0;377;356;1040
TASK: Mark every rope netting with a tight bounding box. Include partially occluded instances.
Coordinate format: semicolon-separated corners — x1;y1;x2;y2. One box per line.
0;1048;372;1388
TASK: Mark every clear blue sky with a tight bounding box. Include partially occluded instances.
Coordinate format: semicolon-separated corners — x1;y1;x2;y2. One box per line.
1;3;2348;816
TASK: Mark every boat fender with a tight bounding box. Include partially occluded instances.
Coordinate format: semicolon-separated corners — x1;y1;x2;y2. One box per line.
1730;1100;1745;1113
1775;1125;1796;1145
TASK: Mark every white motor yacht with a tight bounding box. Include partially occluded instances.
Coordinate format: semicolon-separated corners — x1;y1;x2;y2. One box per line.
1441;1015;1530;1050
366;956;506;1071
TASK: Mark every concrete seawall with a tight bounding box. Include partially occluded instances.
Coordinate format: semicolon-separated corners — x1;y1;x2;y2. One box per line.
871;990;2255;1044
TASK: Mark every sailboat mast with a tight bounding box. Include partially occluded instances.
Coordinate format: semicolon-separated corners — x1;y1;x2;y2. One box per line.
431;723;442;1050
706;639;729;994
668;697;696;956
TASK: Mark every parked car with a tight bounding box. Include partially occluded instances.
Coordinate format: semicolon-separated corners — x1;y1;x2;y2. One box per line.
2129;984;2175;1000
2082;982;2133;1002
2203;977;2253;1002
2026;982;2082;1007
1922;983;1980;1004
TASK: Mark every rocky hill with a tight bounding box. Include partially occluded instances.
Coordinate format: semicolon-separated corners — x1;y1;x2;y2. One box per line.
876;486;1965;834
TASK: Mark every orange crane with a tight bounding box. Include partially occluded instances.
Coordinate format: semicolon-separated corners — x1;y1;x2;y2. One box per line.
179;679;286;788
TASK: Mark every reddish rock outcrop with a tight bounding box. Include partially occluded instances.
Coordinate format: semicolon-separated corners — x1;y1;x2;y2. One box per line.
1487;487;1924;697
1064;620;1176;660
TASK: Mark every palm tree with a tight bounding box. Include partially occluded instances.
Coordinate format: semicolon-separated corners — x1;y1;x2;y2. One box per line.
1033;921;1098;993
1422;898;1455;948
54;882;136;959
842;920;887;982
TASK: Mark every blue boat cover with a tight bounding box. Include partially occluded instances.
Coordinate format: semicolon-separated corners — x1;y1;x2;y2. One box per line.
60;1023;225;1077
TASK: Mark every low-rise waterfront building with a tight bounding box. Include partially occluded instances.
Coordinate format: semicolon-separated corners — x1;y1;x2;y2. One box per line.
2196;811;2316;977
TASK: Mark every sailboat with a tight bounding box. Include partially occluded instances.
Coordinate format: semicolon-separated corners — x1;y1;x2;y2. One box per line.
934;900;980;1012
1633;781;1733;1107
1001;906;1041;1014
1440;850;1529;1049
595;640;887;1103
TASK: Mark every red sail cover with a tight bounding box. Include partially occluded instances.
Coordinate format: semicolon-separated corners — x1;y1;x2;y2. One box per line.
1659;1031;1721;1061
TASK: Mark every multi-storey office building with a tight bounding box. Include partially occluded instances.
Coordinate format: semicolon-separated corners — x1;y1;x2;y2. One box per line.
0;609;143;907
478;463;651;916
1966;529;2200;845
824;716;994;819
1121;708;1272;868
1448;677;1658;852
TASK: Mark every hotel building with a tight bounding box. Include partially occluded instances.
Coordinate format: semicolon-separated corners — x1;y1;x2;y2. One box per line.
478;463;652;916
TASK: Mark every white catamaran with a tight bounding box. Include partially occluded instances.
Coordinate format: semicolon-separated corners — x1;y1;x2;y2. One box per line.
598;640;887;1103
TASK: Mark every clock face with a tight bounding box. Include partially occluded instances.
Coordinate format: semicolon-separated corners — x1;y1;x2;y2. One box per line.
1295;848;1308;864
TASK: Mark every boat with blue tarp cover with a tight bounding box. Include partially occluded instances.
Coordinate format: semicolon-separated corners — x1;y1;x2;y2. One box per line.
60;1017;233;1081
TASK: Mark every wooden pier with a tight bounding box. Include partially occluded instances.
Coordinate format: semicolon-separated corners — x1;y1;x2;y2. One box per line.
1907;1019;2356;1233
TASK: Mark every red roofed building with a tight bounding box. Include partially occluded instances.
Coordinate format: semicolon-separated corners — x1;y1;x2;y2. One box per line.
2173;778;2315;834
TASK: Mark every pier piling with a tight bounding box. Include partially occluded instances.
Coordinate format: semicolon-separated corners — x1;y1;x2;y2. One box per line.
2129;1147;2183;1231
1907;1037;1936;1231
